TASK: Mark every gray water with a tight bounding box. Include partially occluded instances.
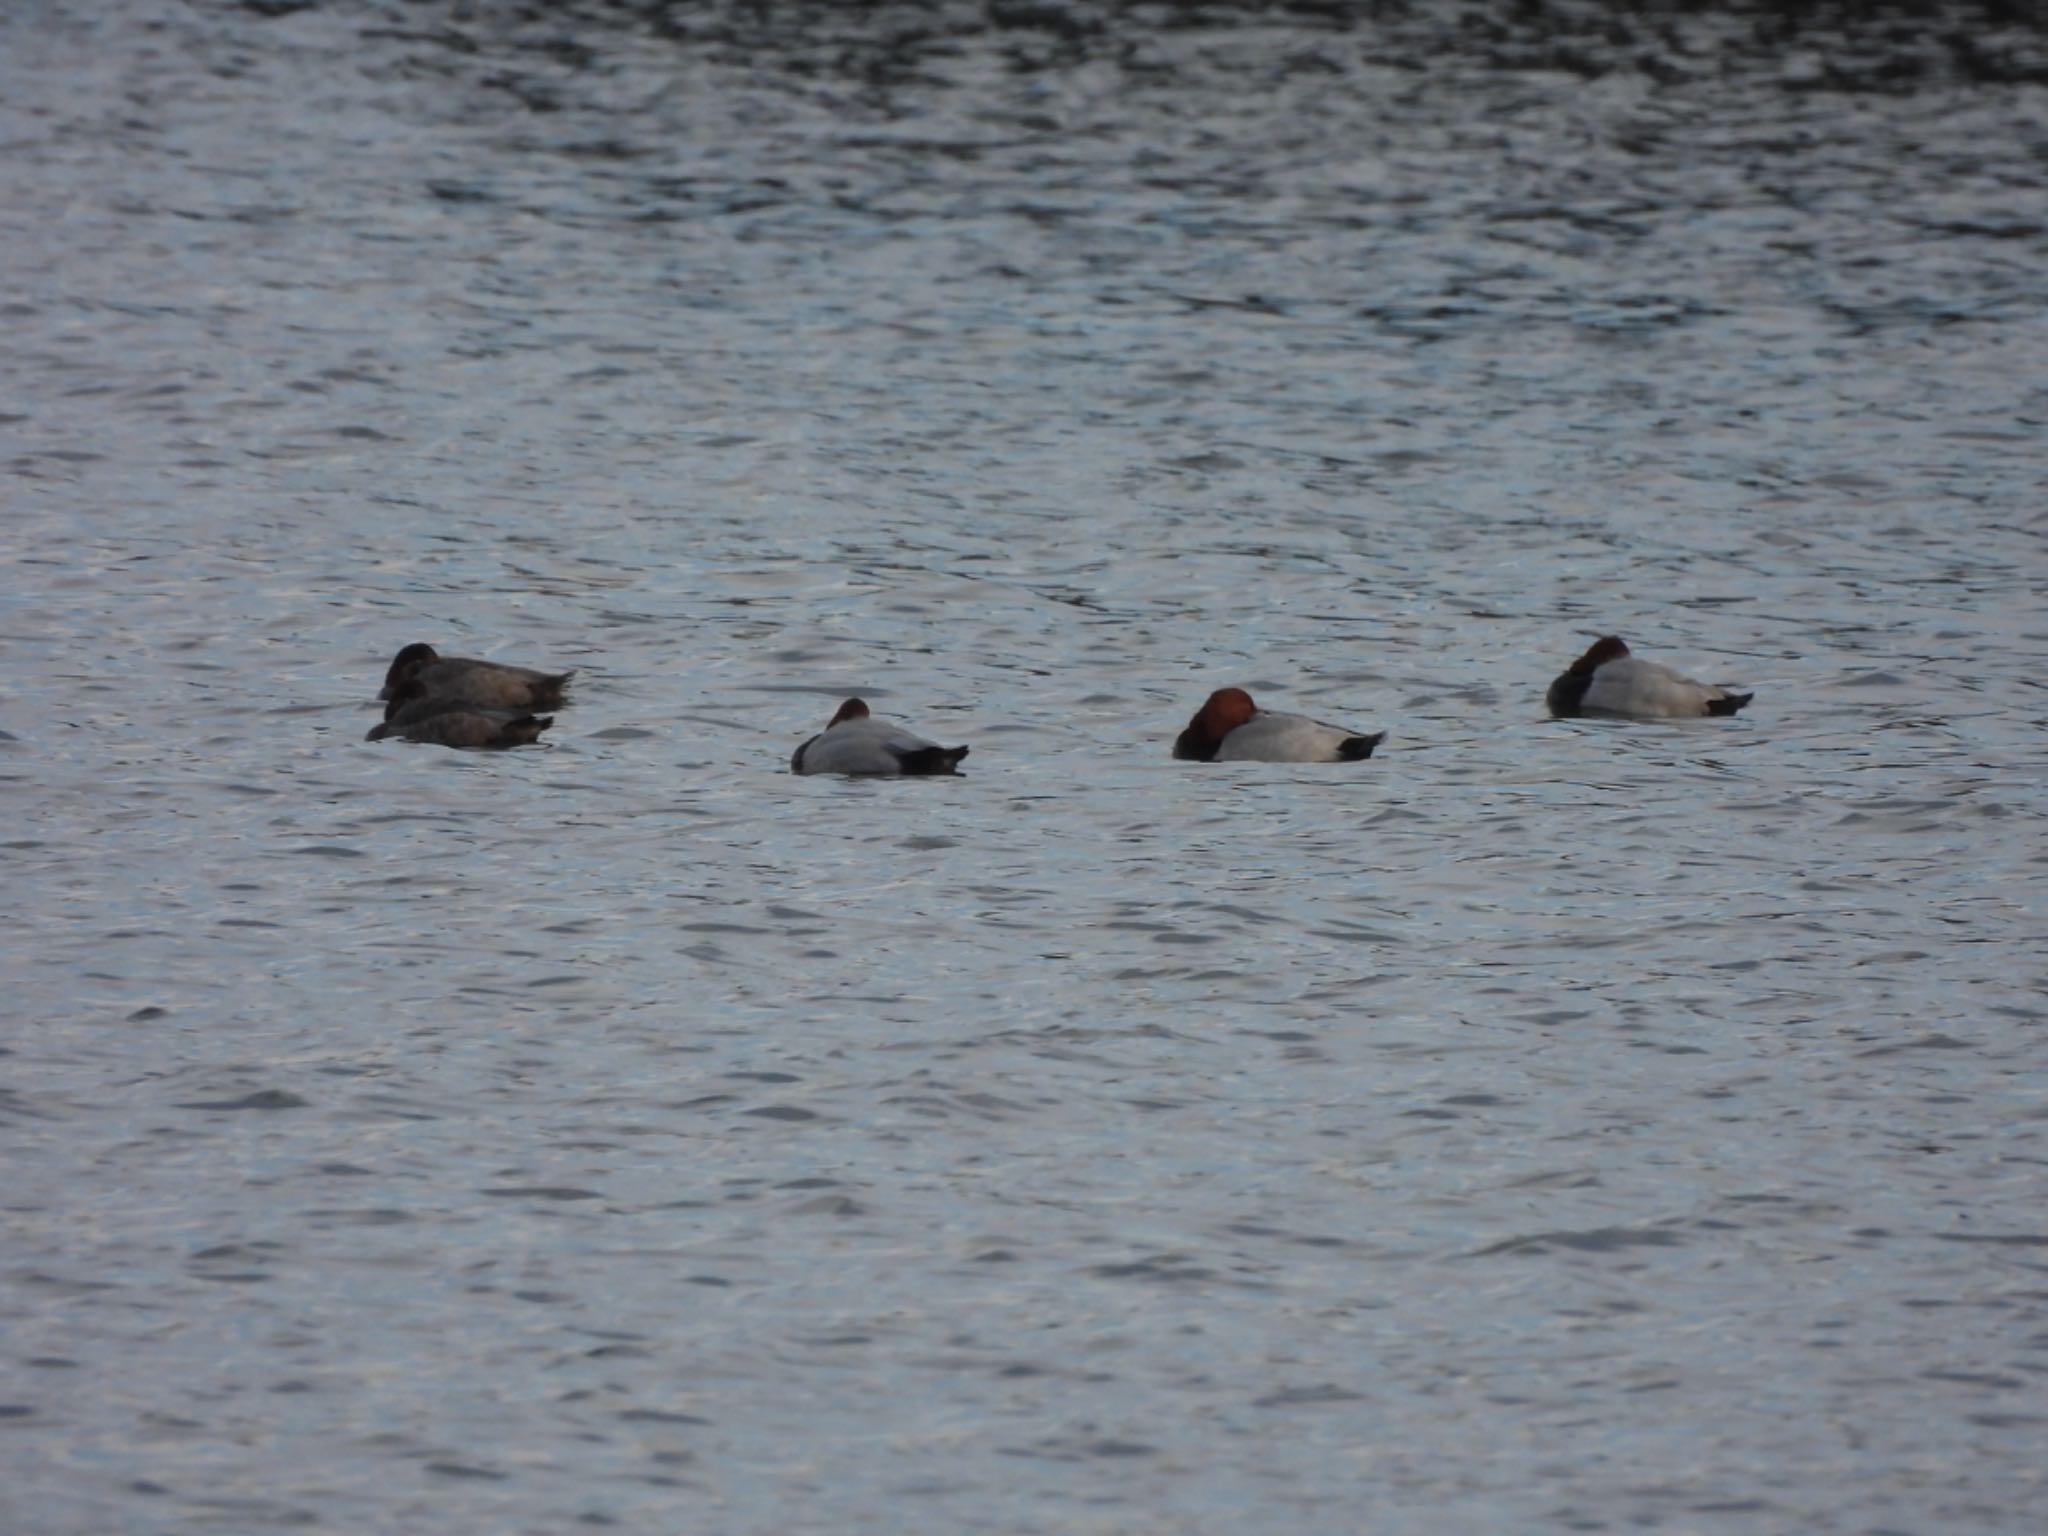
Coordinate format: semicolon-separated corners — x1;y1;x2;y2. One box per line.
4;2;2046;1532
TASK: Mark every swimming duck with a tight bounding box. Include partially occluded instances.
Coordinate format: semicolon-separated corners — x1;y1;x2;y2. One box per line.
790;698;969;776
379;642;573;710
366;677;554;749
1172;687;1385;762
1546;636;1753;718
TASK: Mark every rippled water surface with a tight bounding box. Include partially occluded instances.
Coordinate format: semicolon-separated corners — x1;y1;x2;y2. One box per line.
4;2;2046;1531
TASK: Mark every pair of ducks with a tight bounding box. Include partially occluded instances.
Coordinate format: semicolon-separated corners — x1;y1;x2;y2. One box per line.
789;689;1379;775
367;643;572;747
367;637;1754;773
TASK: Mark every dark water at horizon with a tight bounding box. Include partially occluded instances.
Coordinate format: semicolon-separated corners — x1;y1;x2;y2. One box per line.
3;3;2045;1532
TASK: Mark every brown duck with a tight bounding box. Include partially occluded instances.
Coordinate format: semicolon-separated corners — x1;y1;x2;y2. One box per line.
378;642;573;710
367;676;554;749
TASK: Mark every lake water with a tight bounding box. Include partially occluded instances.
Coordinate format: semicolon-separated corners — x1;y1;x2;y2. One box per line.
3;2;2045;1532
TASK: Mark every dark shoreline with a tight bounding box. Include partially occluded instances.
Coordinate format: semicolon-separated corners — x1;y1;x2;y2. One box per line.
304;0;2048;93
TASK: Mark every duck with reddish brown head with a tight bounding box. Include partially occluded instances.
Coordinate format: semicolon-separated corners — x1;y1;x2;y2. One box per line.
791;697;969;776
379;642;574;710
1173;686;1384;763
1546;636;1753;719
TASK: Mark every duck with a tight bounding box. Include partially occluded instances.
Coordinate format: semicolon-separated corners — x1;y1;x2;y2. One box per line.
378;642;573;710
1546;636;1753;719
366;677;554;749
1172;687;1385;763
791;698;969;776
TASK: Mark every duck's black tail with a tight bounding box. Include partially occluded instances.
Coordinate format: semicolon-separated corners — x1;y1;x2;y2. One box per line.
1705;692;1753;717
1337;731;1386;761
896;744;969;775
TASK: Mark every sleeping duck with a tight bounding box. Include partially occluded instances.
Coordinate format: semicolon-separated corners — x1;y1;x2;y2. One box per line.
1546;637;1753;719
378;642;572;711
